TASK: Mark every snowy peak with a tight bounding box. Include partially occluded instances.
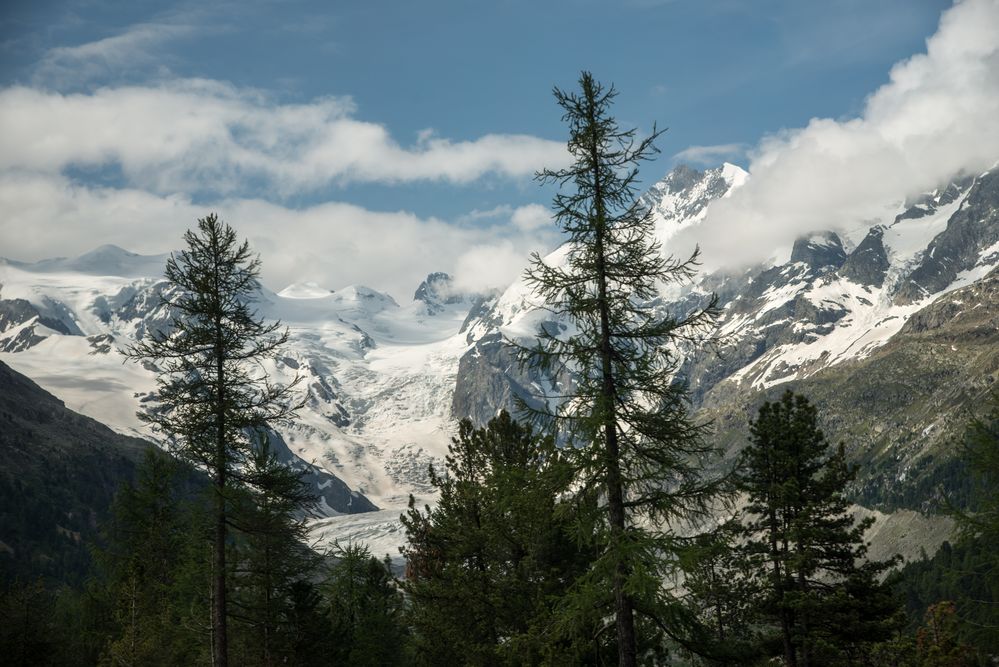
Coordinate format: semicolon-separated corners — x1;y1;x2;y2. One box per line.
414;272;463;315
10;244;171;278
639;162;748;242
278;282;334;299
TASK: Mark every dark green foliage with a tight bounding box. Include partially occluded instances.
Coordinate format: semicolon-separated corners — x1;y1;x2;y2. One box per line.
402;412;591;665
0;579;60;666
94;448;211;666
229;438;318;667
735;391;900;665
678;523;765;665
952;391;999;577
126;213;301;667
324;542;407;666
892;538;999;655
521;71;721;665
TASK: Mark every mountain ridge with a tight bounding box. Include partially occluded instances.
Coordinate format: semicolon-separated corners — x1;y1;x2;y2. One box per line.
2;159;996;562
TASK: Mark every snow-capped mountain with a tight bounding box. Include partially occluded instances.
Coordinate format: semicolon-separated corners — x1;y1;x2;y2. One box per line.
3;161;997;562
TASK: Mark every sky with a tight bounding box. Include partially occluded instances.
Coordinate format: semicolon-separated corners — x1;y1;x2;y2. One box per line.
1;0;996;299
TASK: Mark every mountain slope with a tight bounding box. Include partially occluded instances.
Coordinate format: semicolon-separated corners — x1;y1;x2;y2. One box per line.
0;359;151;584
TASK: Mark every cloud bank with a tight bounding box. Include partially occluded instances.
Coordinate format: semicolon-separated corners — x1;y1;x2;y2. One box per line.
0;19;566;299
0;80;568;195
673;0;999;270
0;171;555;301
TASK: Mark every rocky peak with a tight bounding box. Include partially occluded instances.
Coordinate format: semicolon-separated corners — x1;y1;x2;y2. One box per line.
896;169;999;303
840;226;890;287
639;163;743;229
414;272;465;315
663;164;705;194
789;232;847;273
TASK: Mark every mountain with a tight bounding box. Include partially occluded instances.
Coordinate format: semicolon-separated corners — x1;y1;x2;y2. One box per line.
2;161;996;563
0;359;151;584
450;162;997;554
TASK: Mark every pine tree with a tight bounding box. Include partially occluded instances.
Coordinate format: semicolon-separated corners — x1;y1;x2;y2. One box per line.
126;213;300;667
401;411;591;664
323;542;407;666
736;390;899;666
521;71;720;665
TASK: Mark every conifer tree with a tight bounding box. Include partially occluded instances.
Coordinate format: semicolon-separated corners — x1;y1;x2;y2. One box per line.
229;438;316;667
521;72;720;665
401;412;591;664
96;449;198;666
953;392;999;576
126;213;300;667
324;543;407;666
678;522;763;665
736;391;898;666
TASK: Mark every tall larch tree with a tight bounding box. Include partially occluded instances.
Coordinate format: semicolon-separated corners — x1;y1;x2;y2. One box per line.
127;213;300;667
521;72;721;666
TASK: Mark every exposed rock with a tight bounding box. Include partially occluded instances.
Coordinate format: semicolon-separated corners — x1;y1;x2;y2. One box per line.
451;333;546;427
840;227;890;287
789;232;847;273
414;272;462;315
896;170;999;303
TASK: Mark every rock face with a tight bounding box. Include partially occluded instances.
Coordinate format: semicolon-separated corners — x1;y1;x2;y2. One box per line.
450;333;544;427
789;232;847;273
896;170;999;303
266;430;377;515
0;296;80;352
840;227;890;287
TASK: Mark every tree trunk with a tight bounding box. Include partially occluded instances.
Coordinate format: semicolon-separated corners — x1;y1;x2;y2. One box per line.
584;80;637;667
797;567;810;667
214;460;228;667
769;509;795;667
212;232;229;667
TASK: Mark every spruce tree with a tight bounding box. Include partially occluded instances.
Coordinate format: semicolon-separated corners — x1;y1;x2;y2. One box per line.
126;213;300;667
736;391;899;666
521;72;720;665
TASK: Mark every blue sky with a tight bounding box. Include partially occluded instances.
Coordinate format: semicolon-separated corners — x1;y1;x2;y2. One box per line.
1;0;996;298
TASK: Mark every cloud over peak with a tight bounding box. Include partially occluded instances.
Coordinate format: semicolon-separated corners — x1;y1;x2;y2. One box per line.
673;0;999;270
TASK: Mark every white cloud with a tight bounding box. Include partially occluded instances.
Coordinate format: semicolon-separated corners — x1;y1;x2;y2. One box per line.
510;204;551;232
452;242;533;294
672;143;746;165
0;79;568;194
33;22;202;88
0;172;554;301
671;0;999;271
